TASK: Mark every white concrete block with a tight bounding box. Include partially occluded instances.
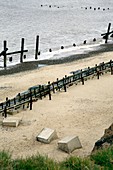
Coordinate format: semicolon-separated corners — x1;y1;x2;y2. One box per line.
2;117;20;127
36;127;58;144
58;135;82;153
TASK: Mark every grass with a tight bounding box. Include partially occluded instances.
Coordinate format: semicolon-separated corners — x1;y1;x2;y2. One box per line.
0;147;113;170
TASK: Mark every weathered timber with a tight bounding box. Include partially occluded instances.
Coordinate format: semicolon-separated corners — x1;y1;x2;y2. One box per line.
6;50;28;56
20;38;24;63
35;35;39;60
3;40;7;68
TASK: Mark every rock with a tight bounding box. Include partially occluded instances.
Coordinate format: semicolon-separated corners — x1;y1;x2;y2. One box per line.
92;123;113;153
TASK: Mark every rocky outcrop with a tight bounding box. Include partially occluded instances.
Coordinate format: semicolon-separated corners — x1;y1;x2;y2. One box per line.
92;123;113;153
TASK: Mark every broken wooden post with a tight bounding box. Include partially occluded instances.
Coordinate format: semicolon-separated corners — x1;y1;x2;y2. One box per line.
20;38;24;63
35;35;39;60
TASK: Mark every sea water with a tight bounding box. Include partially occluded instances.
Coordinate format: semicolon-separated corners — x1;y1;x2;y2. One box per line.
0;0;113;68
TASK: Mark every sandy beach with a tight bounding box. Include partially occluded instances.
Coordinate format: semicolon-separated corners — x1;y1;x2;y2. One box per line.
0;50;113;162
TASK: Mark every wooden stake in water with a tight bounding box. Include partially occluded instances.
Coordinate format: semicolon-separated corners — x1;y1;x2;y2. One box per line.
4;40;7;68
20;38;24;63
105;23;111;43
35;35;39;60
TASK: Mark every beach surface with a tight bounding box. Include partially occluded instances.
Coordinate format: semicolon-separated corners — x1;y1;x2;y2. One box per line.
0;50;113;162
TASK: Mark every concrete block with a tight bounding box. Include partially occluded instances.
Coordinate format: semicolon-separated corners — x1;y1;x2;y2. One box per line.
36;127;58;144
2;117;20;127
58;135;82;153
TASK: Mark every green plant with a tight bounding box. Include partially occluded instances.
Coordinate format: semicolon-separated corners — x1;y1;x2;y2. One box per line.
60;156;100;170
0;150;13;170
91;146;113;169
12;154;60;170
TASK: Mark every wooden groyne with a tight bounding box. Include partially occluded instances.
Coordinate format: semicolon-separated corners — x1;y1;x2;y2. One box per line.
0;35;39;68
0;23;112;69
0;59;113;117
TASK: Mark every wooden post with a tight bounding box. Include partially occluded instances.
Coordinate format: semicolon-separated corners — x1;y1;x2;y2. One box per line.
69;76;72;83
48;81;51;100
1;103;3;110
14;98;16;105
56;78;59;91
6;97;8;107
20;38;24;63
39;85;42;99
73;73;75;82
35;35;39;60
97;71;99;79
42;85;46;97
30;90;32;110
63;77;67;92
4;40;7;68
87;67;90;76
81;70;84;85
105;23;111;43
4;106;7;118
110;60;113;75
65;75;67;84
52;82;55;93
8;100;10;107
34;88;37;98
23;104;25;109
81;77;84;85
18;93;21;102
23;94;25;101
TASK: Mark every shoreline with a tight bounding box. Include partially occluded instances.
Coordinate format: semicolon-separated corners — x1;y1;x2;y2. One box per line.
0;43;113;76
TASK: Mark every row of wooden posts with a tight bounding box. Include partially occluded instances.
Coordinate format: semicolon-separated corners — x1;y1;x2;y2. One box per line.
0;35;39;68
0;59;113;117
81;6;110;11
0;23;112;68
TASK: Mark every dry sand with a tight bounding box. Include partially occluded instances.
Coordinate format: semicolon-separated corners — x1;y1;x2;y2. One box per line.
0;51;113;162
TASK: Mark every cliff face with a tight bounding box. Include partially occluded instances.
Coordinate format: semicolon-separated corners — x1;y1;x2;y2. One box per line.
92;123;113;153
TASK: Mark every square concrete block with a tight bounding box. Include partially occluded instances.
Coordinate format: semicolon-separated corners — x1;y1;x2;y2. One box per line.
36;127;58;144
2;117;20;127
58;135;82;153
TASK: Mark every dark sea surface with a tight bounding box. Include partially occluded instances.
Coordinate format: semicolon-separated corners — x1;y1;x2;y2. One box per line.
0;0;113;68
